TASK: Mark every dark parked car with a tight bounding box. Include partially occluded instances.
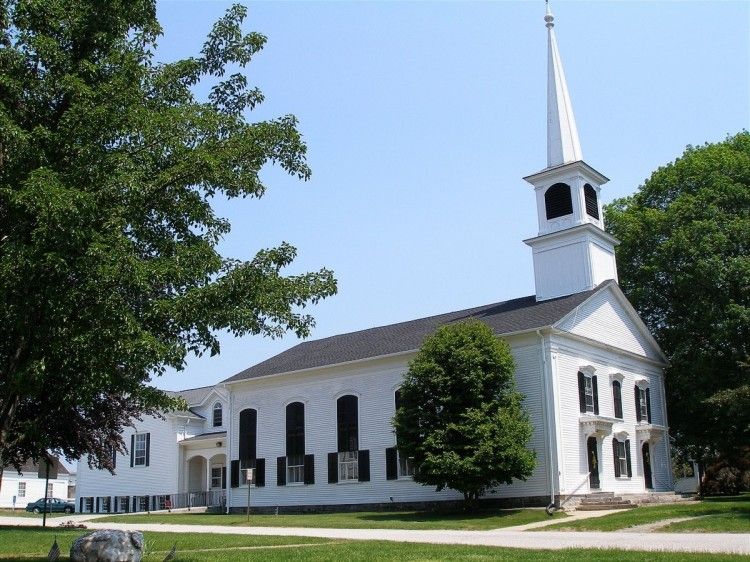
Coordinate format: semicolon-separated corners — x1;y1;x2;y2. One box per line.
25;498;74;514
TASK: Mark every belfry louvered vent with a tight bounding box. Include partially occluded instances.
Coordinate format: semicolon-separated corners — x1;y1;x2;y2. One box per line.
545;183;573;219
584;184;599;219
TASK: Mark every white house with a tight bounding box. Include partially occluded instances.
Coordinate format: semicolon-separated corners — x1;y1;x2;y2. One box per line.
76;5;673;514
1;457;71;509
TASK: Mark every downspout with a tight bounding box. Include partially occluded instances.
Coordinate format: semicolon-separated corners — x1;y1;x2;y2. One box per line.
224;383;232;514
537;329;557;514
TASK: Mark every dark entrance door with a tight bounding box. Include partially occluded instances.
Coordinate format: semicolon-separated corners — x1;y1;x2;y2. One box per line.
587;437;600;489
642;442;653;489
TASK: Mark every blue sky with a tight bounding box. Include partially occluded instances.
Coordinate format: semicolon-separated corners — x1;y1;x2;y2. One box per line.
152;0;749;392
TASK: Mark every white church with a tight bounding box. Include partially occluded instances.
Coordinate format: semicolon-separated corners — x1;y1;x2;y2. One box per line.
76;5;673;514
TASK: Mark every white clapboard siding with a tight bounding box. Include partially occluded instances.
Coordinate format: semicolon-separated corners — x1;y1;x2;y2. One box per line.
0;474;68;508
556;287;662;362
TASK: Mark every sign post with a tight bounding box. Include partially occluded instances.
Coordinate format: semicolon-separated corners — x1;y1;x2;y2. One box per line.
245;468;255;523
37;456;57;528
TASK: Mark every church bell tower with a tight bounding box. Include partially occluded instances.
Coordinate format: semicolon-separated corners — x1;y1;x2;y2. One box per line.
524;2;619;302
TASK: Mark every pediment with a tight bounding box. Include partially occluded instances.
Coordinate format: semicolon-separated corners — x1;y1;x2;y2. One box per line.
554;283;666;363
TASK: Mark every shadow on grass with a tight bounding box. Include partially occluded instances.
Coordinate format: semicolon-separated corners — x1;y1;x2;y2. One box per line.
700;493;750;504
354;509;524;524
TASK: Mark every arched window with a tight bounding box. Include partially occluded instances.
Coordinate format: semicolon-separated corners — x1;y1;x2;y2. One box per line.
336;395;359;481
238;408;257;485
544;182;573;220
393;389;414;478
212;402;223;427
286;402;305;484
584;184;599;219
612;380;623;419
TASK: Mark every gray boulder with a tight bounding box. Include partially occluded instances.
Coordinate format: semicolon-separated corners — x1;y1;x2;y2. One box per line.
70;529;144;562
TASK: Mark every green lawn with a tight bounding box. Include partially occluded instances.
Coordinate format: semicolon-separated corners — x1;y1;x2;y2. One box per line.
0;526;742;562
541;495;750;532
95;507;565;530
0;510;68;519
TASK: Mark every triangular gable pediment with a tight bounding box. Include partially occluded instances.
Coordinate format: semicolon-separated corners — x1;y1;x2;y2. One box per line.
554;283;667;364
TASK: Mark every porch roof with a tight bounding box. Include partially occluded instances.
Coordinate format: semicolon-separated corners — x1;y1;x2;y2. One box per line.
179;431;227;443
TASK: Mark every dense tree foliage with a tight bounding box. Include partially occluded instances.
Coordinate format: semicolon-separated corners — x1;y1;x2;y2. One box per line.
0;1;336;472
393;321;536;507
605;132;749;464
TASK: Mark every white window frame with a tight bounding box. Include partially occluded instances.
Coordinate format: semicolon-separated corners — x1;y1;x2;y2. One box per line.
17;481;26;498
210;465;223;489
338;450;358;482
397;451;415;478
213;402;223;427
84;497;94;513
287;455;305;484
118;496;129;513
584;374;595;413
239;459;255;487
615;440;628;477
101;496;111;512
638;388;648;421
134;433;147;467
46;483;53;497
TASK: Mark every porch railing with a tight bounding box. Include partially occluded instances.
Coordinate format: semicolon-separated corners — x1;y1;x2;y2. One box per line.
79;490;226;514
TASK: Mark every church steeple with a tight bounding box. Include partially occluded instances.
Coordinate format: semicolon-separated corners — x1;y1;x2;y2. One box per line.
523;3;619;302
545;1;582;167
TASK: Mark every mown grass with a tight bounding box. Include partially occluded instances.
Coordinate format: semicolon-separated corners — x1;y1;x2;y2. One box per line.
541;494;750;532
96;507;565;530
0;510;68;519
0;526;742;561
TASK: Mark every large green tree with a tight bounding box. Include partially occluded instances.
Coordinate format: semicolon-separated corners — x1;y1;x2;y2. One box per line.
0;1;336;472
605;132;749;463
393;321;536;507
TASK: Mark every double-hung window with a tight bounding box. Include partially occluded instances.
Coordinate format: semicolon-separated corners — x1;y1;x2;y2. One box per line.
612;380;623;419
337;395;359;481
578;371;599;414
615;441;627;476
134;433;147;466
612;438;632;478
46;483;53;497
635;385;652;423
338;450;359;481
213;402;223;427
398;453;415;478
211;466;223;489
286;402;306;484
18;482;26;498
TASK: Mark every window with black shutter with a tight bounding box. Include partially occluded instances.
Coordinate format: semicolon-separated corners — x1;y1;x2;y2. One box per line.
584;184;599;219
238;408;257;462
612;380;623;419
578;372;597;414
286;402;305;484
645;388;652;423
335;395;360;482
393;389;414;477
544;183;573;219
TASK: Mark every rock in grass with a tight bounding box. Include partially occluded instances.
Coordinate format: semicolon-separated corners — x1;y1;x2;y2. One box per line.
70;529;144;562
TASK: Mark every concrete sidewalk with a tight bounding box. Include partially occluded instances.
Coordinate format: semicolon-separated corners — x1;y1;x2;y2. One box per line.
1;514;748;555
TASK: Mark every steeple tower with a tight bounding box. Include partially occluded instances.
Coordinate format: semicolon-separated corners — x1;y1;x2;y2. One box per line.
524;2;619;302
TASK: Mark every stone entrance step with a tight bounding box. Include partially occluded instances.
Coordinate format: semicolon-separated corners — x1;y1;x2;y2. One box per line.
577;502;636;511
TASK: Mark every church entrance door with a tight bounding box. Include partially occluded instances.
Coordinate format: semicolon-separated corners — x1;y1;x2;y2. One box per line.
587;437;600;489
642;443;653;489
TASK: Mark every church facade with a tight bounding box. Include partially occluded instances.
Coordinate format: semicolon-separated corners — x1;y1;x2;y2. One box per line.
75;6;674;514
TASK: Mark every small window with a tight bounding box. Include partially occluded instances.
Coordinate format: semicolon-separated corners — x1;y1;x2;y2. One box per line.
615;441;627;476
213;402;223;427
638;389;648;420
287;455;305;484
134;433;147;466
584;376;595;412
286;402;305;484
338;450;359;481
211;466;223;488
137;496;149;511
545;183;573;220
612;380;623;419
84;497;94;513
17;482;26;498
46;483;53;497
584;184;599;219
398;452;415;478
101;497;111;513
240;458;256;486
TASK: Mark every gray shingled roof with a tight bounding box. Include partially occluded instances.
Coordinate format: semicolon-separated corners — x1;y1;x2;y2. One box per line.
3;456;69;476
224;284;607;384
179;431;227;443
165;385;214;407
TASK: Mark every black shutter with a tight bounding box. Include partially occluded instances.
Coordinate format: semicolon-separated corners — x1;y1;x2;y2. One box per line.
358;449;370;482
304;454;315;485
239;409;257;461
592;376;599;415
328;452;338;483
114;497;118;513
625;440;632;477
132;496;137;512
612;440;621;477
255;458;265;487
613;381;623;419
646;388;652;423
222;466;226;489
578;372;586;413
634;385;641;422
112;446;116;470
130;435;135;467
79;498;83;513
277;456;287;486
145;433;150;467
386;447;398;480
95;498;100;513
230;460;239;488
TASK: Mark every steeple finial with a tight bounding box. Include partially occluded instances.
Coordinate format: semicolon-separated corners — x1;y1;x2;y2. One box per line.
545;1;583;167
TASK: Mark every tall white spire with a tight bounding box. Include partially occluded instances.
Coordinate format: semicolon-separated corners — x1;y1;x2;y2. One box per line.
545;1;583;168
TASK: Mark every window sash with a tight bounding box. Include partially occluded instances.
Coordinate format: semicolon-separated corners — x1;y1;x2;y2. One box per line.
397;452;415;478
46;483;53;497
584;376;595;412
638;390;648;420
213;404;222;427
18;482;26;497
210;467;223;488
240;459;256;486
287;455;305;484
84;497;94;512
134;433;147;466
338;450;359;481
616;441;628;476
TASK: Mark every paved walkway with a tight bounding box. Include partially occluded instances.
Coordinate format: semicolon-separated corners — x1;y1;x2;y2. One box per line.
0;514;747;555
